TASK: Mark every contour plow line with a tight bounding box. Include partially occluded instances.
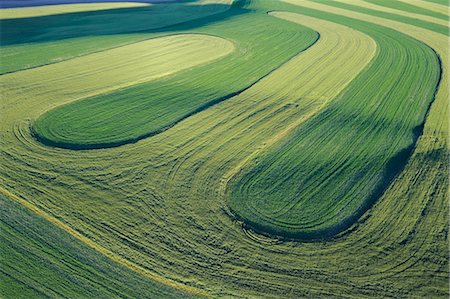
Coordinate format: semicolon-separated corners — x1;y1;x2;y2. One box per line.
154;4;444;292
0;187;209;297
219;11;377;216
25;8;320;149
283;0;448;138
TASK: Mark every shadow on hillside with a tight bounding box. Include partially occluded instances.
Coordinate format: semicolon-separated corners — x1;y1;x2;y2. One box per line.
0;0;250;46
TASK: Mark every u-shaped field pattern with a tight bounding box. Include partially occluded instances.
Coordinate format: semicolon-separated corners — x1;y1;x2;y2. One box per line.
0;0;448;298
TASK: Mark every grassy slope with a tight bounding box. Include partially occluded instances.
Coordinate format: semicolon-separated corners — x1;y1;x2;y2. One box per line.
29;3;318;149
0;0;232;73
1;0;448;297
0;195;199;298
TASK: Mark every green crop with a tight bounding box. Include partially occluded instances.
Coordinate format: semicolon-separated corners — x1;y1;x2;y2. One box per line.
0;0;448;298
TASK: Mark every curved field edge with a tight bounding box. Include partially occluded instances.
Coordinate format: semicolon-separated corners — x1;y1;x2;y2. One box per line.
27;33;236;149
0;193;202;298
226;8;441;239
27;12;319;149
0;2;151;19
222;10;380;238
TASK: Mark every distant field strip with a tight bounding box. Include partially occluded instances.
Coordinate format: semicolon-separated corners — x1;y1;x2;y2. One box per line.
366;0;448;20
0;0;448;298
397;0;449;14
0;2;150;19
0;0;233;74
343;0;448;25
308;0;448;35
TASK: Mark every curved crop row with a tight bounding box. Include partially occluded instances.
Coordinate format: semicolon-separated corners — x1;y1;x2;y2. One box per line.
28;3;318;149
228;7;441;238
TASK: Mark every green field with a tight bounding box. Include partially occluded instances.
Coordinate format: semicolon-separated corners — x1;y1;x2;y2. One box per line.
0;0;448;298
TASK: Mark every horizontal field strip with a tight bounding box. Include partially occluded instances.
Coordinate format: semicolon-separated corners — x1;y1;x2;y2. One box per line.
338;0;448;26
2;33;234;109
0;2;151;19
308;0;448;35
0;0;233;74
365;0;448;20
397;0;449;14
